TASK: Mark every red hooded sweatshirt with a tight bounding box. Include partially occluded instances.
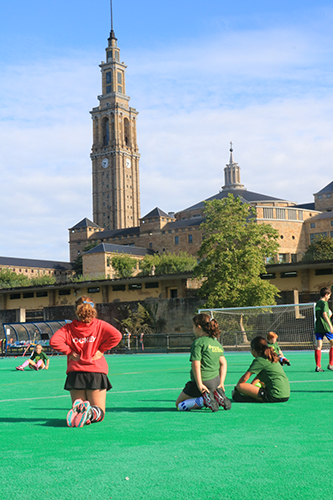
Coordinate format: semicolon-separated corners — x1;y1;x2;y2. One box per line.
50;318;122;374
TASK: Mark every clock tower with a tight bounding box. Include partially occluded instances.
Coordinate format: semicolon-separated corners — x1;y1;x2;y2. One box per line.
90;26;140;230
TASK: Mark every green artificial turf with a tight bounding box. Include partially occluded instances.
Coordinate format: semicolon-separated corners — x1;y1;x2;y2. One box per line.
0;351;332;500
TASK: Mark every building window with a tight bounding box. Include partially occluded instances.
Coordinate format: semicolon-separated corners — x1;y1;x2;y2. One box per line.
315;269;333;276
327;193;332;198
87;287;100;293
145;282;159;289
10;294;21;300
59;289;71;296
112;284;126;291
310;223;316;228
318;195;323;199
23;292;34;299
291;254;297;263
298;211;303;221
36;291;48;297
188;234;193;244
310;232;328;243
260;273;276;280
175;236;179;245
263;208;274;219
288;209;297;220
278;254;287;263
276;208;286;219
170;289;178;298
128;283;142;290
281;271;298;278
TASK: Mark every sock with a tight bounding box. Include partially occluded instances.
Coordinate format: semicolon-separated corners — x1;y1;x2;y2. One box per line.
329;348;333;366
89;405;105;423
177;397;204;411
315;349;321;367
36;360;43;369
21;360;29;368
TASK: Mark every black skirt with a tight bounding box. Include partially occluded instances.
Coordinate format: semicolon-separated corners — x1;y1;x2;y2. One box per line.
64;372;112;391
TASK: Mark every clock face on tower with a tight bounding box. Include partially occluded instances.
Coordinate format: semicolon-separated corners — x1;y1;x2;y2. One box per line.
101;158;109;168
125;158;131;169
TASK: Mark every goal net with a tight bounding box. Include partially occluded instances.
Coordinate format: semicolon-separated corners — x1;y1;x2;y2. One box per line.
198;303;316;351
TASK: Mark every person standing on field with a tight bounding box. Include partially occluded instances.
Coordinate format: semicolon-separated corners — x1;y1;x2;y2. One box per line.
314;287;333;372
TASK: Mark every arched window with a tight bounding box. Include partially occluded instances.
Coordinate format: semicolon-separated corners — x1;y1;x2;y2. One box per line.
124;118;130;146
102;117;109;146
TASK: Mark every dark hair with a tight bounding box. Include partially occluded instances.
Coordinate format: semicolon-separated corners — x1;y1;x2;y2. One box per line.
192;313;221;338
75;296;97;324
320;287;331;298
251;336;278;363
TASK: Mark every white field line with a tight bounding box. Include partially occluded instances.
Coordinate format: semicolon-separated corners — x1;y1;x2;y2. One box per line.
0;379;332;404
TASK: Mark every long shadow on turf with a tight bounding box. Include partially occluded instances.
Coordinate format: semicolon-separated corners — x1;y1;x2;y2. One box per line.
106;407;176;412
0;417;66;427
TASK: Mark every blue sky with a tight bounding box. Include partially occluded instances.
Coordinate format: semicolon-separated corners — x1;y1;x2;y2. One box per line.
1;0;333;261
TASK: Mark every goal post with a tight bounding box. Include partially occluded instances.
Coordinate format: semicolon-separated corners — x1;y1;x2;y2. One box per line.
198;303;316;351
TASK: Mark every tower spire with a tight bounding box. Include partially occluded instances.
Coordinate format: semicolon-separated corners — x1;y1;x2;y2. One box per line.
108;0;117;43
222;143;245;191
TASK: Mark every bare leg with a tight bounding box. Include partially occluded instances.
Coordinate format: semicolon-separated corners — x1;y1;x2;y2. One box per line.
236;382;263;402
86;389;107;413
175;391;192;408
69;389;87;406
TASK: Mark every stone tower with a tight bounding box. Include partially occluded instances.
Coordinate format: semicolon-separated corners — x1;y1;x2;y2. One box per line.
222;142;245;191
90;24;140;230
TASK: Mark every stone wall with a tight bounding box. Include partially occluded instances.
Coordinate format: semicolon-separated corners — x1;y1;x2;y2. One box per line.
44;297;205;334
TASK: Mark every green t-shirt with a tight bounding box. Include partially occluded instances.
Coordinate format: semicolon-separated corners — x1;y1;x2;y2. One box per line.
248;356;290;399
315;299;330;334
190;336;224;382
267;341;280;355
31;351;48;363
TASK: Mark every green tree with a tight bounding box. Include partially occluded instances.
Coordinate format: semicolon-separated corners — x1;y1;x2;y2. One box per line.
30;275;56;286
110;255;137;278
0;269;30;288
194;194;280;308
139;252;196;276
117;304;153;335
302;235;333;262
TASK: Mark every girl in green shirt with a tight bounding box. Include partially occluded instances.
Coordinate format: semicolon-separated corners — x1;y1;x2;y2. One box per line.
233;336;290;403
175;313;232;412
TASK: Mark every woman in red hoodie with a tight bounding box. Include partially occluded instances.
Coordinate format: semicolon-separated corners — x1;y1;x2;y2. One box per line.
50;296;122;427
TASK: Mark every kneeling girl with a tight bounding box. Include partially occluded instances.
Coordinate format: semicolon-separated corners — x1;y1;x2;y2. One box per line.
175;313;231;412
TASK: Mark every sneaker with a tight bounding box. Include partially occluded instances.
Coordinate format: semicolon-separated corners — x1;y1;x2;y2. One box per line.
33;364;38;371
66;398;84;427
202;391;219;412
315;366;324;372
214;388;232;410
15;366;24;371
327;365;333;371
74;400;92;427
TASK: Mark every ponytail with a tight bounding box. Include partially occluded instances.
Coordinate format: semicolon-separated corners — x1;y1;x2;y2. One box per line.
192;313;221;338
251;336;278;363
75;296;97;324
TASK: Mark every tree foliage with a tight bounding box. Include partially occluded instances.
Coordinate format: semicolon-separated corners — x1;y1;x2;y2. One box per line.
139;252;197;276
0;269;31;288
117;304;153;335
302;235;333;262
109;255;138;278
194;195;280;308
0;270;56;289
